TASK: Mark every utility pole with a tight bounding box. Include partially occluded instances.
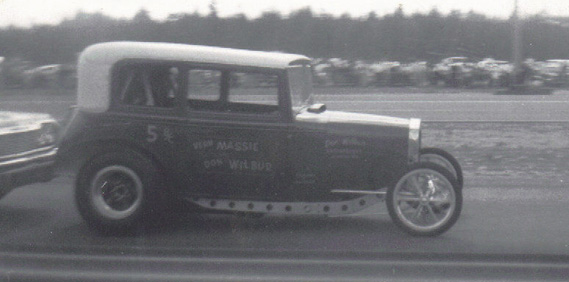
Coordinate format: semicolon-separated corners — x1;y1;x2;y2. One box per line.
512;0;523;85
498;0;551;94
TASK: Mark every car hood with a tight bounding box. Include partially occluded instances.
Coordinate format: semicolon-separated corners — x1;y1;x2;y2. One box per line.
295;110;411;128
0;111;54;133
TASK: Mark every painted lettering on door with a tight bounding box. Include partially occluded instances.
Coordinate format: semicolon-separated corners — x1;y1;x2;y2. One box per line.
192;140;260;152
228;159;272;172
193;140;214;150
146;125;175;144
216;141;259;152
201;158;273;172
325;137;367;159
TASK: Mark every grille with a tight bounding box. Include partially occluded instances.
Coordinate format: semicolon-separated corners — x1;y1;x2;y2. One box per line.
0;130;41;156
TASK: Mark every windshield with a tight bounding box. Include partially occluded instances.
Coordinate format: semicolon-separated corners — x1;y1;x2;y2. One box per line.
287;64;314;112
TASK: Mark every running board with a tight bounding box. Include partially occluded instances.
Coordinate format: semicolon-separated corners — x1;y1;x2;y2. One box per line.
186;193;385;216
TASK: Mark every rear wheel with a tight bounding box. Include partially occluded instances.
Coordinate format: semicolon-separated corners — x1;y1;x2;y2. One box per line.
387;162;462;236
75;150;162;234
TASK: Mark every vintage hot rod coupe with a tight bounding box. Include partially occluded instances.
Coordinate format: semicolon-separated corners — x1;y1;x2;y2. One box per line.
58;42;463;236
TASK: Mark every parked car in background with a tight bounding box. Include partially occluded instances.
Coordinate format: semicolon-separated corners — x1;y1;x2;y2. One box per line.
1;59;77;90
0;57;32;89
23;64;77;89
0;112;59;200
476;58;513;87
58;42;463;236
432;57;476;87
538;59;569;87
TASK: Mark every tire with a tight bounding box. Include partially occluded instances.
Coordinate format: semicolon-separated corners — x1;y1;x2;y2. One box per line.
387;162;462;237
75;150;163;234
420;148;463;189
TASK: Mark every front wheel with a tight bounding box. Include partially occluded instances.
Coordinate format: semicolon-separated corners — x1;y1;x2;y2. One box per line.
420;148;463;189
75;150;162;234
387;162;462;236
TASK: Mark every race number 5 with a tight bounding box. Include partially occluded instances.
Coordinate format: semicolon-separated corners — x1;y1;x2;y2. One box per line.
147;125;158;143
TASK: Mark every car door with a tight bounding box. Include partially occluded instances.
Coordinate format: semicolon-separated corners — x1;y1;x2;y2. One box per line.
287;125;375;202
178;67;289;201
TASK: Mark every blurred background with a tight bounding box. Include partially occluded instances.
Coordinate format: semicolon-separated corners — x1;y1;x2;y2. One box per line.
0;0;568;90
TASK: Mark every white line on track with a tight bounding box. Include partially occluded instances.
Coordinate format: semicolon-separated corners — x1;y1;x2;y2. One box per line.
0;101;72;105
320;100;569;104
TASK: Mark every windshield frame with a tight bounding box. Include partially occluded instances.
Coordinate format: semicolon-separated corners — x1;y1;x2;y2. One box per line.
287;64;314;114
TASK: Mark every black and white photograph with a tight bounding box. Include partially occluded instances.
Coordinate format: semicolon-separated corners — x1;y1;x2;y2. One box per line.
0;0;568;281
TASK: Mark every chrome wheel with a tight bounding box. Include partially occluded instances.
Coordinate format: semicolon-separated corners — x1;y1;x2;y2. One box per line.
420;153;458;181
90;165;143;220
388;163;461;236
420;148;463;188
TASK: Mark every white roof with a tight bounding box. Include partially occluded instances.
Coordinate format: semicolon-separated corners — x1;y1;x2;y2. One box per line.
79;41;311;69
77;42;311;113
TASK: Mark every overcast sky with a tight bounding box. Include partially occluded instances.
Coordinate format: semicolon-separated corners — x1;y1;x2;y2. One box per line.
1;0;568;27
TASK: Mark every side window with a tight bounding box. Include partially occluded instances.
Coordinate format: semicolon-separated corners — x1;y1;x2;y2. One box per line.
117;64;179;108
227;71;280;114
186;69;222;111
187;70;221;101
186;69;280;115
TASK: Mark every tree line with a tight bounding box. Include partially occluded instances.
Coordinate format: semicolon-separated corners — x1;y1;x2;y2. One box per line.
1;7;569;66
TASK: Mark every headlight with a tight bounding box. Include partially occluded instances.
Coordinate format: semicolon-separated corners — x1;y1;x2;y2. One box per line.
37;122;59;146
408;118;421;163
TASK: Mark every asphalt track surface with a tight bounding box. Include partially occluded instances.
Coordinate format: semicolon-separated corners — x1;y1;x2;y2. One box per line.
1;89;569;280
1;176;568;281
